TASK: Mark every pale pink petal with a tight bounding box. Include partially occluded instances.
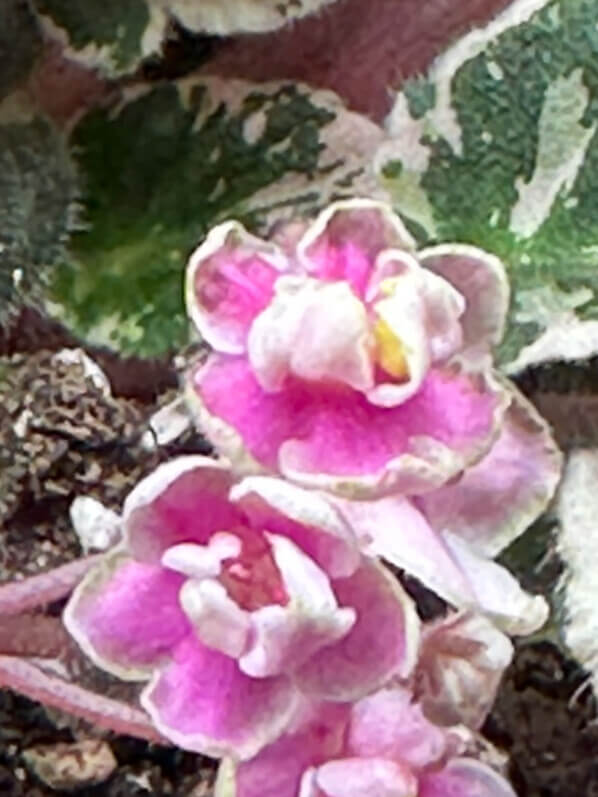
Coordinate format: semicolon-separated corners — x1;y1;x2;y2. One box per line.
247;276;374;392
366;251;465;407
219;702;350;797
180;578;251;659
443;533;549;635
333;496;476;608
419;385;563;557
161;533;242;579
186;221;288;353
337;496;547;634
240;535;355;677
347;688;447;770
298;198;416;297
299;768;322;797
122;457;243;563
192;356;502;498
231;477;359;579
418;244;509;351
315;757;417;797
63;550;190;680
241;603;355;678
141;636;297;760
295;559;419;700
367;253;430;408
415;612;513;730
419;757;516;797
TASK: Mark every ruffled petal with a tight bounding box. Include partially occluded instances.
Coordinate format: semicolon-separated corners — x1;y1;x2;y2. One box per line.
414;611;513;730
347;688;447;770
295;559;419;700
63;550;190;680
180;578;251;659
418;244;509;352
186;221;289;353
337;497;547;635
332;495;475;607
315;757;417;797
239;534;356;677
298;198;416;297
140;636;297;760
191;356;504;499
216;702;350;797
247;276;374;392
231;476;359;579
443;533;549;636
122;456;243;563
418;384;563;557
366;251;465;407
419;757;516;797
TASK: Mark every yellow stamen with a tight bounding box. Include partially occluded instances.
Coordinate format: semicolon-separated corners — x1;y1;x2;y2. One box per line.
374;318;410;380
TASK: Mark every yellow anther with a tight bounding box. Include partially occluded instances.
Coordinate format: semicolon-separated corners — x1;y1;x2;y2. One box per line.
373;318;410;380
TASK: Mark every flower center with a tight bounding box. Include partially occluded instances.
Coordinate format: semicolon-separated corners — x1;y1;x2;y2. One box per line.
373;317;409;380
219;527;290;611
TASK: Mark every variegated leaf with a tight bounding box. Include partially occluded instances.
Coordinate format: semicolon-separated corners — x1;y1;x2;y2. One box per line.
376;0;598;368
50;77;385;354
33;0;337;76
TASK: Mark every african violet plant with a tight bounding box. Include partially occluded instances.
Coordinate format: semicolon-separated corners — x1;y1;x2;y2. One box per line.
49;198;555;796
184;199;561;634
7;0;598;793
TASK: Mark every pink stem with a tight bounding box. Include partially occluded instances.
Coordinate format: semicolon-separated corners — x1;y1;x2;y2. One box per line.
0;656;167;744
0;556;100;616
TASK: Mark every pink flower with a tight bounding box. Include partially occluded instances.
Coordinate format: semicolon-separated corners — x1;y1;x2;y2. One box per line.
412;611;513;730
185;199;562;634
63;456;419;760
215;687;516;797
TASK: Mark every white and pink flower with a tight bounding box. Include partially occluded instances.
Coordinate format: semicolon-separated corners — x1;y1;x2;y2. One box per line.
63;456;419;760
185;199;562;634
215;687;516;797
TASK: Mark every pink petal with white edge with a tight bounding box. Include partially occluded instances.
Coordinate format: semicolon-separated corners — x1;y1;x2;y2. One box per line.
180;578;251;659
419;384;563;557
315;757;417;797
247;276;374;392
141;636;297;760
298;198;416;298
366;251;465;408
123;456;243;564
295;559;419;700
347;688;447;770
333;495;475;609
231;476;359;579
216;701;350;797
186;221;289;353
192;356;504;499
337;496;546;634
63;549;190;681
239;534;356;677
419;757;516;797
443;533;549;635
418;244;509;352
414;611;513;730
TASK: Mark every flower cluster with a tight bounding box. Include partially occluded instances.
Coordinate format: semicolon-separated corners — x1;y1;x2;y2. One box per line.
64;199;562;796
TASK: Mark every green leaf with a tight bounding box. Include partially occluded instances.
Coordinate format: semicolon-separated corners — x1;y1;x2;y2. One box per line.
376;0;598;367
50;77;384;354
0;105;78;325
